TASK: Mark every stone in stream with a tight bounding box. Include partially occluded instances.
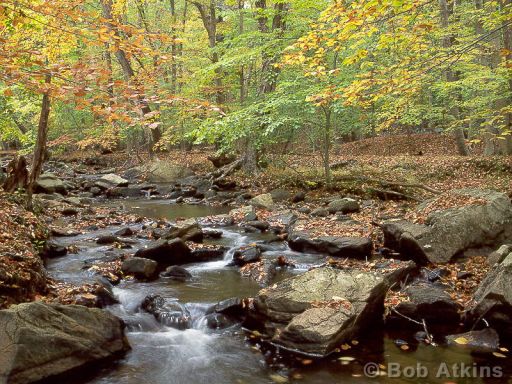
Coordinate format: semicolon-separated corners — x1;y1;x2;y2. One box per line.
160;266;192;281
246;262;417;356
141;294;191;330
96;235;120;245
137;160;195;183
466;252;512;340
114;227;135;237
34;173;67;195
121;257;158;280
134;238;192;267
95;173;129;189
190;246;227;262
232;245;262;266
385;282;460;330
288;232;372;260
165;220;203;243
0;302;129;384
445;328;500;352
41;240;67;259
203;229;223;239
244;221;270;232
382;189;512;265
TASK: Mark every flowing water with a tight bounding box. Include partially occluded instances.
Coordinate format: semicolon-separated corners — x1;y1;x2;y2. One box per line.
45;200;512;384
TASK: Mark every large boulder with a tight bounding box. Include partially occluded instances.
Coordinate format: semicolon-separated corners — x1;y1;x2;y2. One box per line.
382;189;512;264
134;238;192;267
0;302;129;384
247;263;416;356
467;252;512;340
141;160;194;183
34;173;67;195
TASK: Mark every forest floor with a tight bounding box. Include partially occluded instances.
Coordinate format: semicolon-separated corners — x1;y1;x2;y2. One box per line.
1;133;510;309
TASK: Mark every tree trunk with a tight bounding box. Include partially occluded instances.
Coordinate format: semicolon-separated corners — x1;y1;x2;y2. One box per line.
323;107;332;187
499;0;512;154
26;75;52;207
439;0;469;156
100;0;162;149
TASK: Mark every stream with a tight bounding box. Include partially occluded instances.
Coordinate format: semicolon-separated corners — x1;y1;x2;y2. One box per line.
45;200;512;384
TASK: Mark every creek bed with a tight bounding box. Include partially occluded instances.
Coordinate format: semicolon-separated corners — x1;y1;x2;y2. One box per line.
45;200;512;384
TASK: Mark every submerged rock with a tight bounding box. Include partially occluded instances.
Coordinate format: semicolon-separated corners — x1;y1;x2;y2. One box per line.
141;295;191;329
0;302;129;384
160;266;192;281
165;221;203;243
382;189;512;264
247;263;416;356
446;328;500;352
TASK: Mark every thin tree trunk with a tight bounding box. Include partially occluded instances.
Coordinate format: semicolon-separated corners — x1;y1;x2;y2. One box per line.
439;0;469;155
323;107;332;186
26;74;52;208
100;0;161;149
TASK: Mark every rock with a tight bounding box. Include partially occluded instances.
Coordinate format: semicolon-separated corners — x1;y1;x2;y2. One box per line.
213;178;237;191
166;221;203;243
96;235;120;245
446;328;500;352
298;207;311;214
121;257;158;280
386;282;460;329
467;253;512;340
141;160;194;183
61;207;78;216
203;229;223;239
487;244;512;266
327;198;360;214
244;220;270;232
190;246;227;262
311;207;329;217
229;205;254;217
141;295;190;329
34;173;67;195
292;191;306;203
160;266;192;281
95;173;129;189
50;227;80;237
0;302;129;384
232;245;262;266
114;227;134;237
90;186;102;196
41;241;67;259
134;238;192;267
203;313;235;329
288;234;372;259
212;297;245;318
208;153;237;168
108;186;145;198
382;189;512;264
248;263;416;356
270;189;291;202
250;193;274;210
